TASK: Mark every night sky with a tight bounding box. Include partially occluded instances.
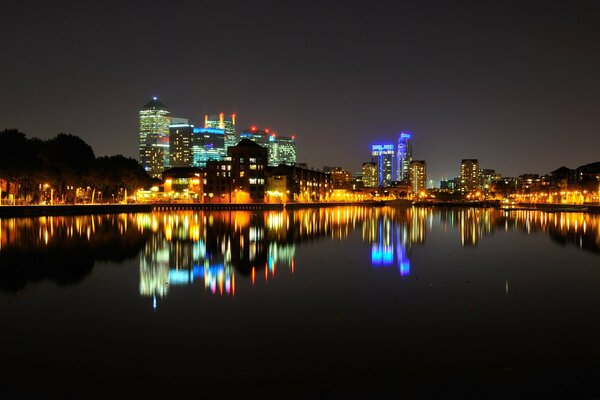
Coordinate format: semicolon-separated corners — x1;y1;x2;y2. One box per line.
1;0;599;183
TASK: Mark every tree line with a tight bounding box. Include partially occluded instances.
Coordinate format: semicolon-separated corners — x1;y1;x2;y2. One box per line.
0;129;153;204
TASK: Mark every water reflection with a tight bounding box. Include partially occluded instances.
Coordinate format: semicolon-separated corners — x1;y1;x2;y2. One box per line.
0;208;599;298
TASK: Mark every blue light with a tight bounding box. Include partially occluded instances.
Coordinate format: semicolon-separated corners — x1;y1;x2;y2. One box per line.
193;127;225;135
371;144;394;151
152;96;157;101
399;132;412;139
169;270;192;285
192;265;205;279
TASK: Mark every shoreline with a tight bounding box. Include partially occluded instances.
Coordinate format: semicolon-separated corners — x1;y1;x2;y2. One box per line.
0;200;598;218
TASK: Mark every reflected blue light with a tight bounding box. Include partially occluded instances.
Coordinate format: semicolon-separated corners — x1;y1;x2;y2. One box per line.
169;270;192;285
371;244;393;266
193;265;205;278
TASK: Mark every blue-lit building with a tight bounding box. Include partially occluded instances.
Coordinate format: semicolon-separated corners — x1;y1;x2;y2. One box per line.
397;132;413;181
371;144;395;187
191;127;226;167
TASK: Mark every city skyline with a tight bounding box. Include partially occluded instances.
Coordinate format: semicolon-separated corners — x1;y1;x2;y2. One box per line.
2;1;600;183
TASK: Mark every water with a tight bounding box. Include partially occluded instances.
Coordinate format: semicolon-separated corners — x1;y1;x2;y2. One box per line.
1;207;600;397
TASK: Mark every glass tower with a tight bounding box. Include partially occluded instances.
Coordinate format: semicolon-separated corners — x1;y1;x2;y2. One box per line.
204;113;236;149
371;144;395;187
397;132;413;181
139;97;171;178
169;123;194;168
191;127;226;168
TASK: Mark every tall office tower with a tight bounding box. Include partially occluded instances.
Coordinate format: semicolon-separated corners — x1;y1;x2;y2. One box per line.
139;97;171;178
362;162;378;188
274;135;296;166
191;127;226;168
460;159;480;193
239;127;297;166
371;144;395;187
204;113;236;149
409;160;427;194
396;132;413;181
169;123;194;168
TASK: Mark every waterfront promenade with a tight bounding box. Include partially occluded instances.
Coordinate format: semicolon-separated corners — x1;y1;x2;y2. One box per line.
0;200;598;218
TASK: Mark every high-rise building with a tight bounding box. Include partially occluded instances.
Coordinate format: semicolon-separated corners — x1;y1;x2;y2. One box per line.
239;127;297;167
191;127;226;168
139;97;171;178
408;160;427;194
273;135;296;166
362;162;378;188
169;123;194;168
397;132;413;181
205;113;236;149
371;144;395;187
460;159;480;193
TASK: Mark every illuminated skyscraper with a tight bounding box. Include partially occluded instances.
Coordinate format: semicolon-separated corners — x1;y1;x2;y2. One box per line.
239;127;296;166
371;144;395;187
408;160;427;194
191;127;226;167
397;132;413;181
274;135;297;166
460;159;480;193
204;113;236;149
169;123;194;168
139;97;171;178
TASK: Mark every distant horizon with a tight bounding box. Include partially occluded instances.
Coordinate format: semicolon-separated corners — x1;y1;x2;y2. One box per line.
3;125;597;187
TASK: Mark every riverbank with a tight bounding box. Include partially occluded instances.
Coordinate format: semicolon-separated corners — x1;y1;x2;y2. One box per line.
0;201;385;218
1;200;598;218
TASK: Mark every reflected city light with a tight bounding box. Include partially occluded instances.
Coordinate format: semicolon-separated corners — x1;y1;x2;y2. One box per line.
1;207;599;305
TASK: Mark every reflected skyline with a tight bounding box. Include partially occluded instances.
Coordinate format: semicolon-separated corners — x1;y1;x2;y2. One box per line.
1;207;599;300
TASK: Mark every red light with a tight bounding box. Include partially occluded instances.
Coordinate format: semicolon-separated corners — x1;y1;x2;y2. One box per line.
265;128;269;133
291;135;296;140
251;126;257;132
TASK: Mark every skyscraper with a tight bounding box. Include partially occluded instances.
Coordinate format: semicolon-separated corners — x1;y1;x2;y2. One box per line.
191;127;226;168
460;159;480;193
409;160;427;194
139;97;171;178
371;144;395;187
397;132;413;181
169;123;194;168
239;127;297;166
273;135;297;166
204;113;236;149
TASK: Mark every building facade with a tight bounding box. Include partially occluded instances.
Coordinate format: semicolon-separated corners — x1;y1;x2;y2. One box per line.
396;132;413;181
266;164;333;203
239;127;297;167
169;124;194;168
139;97;171;178
371;144;395;187
192;127;226;168
460;159;480;194
362;162;378;188
408;160;427;195
204;139;268;203
205;113;236;149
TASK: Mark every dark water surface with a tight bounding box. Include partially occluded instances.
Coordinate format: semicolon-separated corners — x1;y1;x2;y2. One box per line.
1;207;600;398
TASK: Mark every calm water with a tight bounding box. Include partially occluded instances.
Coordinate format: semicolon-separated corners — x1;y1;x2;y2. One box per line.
1;207;600;397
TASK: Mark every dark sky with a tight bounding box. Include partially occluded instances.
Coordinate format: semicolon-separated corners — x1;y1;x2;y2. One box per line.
1;0;599;183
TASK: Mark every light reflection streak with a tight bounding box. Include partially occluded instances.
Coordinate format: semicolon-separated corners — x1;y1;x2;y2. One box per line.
1;208;599;305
